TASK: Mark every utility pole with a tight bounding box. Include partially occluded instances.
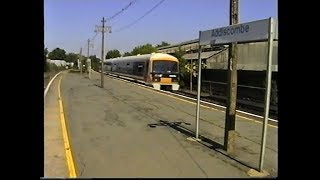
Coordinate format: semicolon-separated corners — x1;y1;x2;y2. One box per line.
195;37;202;140
100;17;106;88
190;59;193;92
87;39;90;59
80;47;83;76
95;17;111;88
224;0;239;154
87;39;91;78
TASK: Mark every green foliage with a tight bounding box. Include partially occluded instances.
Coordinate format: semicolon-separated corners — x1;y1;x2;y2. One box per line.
172;47;189;87
44;59;48;72
48;47;67;60
172;47;187;75
185;61;207;77
171;46;207;88
89;55;101;72
44;48;49;72
106;49;121;59
181;47;207;77
65;53;78;63
73;59;78;69
47;63;66;72
131;43;157;55
44;47;49;57
156;41;170;48
123;52;132;57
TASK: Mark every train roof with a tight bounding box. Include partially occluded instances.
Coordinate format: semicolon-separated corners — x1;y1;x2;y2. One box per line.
104;53;178;63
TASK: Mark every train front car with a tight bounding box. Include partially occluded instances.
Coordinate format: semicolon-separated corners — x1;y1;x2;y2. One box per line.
149;53;180;91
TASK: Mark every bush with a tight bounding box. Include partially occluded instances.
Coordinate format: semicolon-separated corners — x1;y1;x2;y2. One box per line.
47;63;66;72
179;80;185;88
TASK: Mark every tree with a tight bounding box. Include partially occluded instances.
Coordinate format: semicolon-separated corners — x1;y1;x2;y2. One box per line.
172;47;188;87
185;60;207;77
106;49;121;59
65;53;78;63
131;43;157;55
89;55;101;72
156;41;170;48
44;47;49;58
48;47;67;60
172;47;187;75
44;48;49;72
123;52;132;57
172;47;206;88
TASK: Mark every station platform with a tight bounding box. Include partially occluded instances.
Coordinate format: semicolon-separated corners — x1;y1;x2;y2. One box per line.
44;71;278;177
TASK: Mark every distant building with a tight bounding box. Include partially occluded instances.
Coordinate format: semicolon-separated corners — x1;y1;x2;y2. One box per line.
157;39;278;72
66;62;74;67
47;59;67;67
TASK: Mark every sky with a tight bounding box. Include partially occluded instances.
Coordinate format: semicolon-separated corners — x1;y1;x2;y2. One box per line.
44;0;278;57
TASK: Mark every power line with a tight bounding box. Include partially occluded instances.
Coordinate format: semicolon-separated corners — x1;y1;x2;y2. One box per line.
81;31;98;53
107;0;138;21
114;0;166;33
91;31;98;42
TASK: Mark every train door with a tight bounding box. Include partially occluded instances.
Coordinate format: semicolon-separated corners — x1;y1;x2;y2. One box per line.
144;60;149;81
133;61;145;77
137;63;144;76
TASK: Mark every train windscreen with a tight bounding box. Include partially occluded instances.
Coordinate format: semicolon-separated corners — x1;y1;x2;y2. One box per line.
153;61;178;73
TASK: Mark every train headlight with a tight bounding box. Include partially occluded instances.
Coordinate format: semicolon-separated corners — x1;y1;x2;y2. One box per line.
169;75;176;77
154;74;162;77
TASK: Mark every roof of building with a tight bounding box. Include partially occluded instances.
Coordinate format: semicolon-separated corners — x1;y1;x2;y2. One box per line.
182;50;224;60
157;39;199;50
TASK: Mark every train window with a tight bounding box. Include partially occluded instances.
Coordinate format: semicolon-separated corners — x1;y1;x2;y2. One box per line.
145;61;149;75
153;61;178;73
132;62;145;76
137;64;144;72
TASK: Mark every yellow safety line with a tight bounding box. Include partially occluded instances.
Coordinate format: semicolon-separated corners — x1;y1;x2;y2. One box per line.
58;75;77;177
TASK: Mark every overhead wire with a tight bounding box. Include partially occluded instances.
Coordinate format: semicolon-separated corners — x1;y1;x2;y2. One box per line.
81;0;143;56
114;0;166;33
106;0;138;22
84;0;137;56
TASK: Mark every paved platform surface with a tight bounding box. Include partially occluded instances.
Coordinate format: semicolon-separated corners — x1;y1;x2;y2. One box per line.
44;72;68;177
44;71;278;177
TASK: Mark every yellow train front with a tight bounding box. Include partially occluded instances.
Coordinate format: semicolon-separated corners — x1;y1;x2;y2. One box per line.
104;53;180;91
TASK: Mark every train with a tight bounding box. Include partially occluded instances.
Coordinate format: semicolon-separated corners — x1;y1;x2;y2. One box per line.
104;53;180;91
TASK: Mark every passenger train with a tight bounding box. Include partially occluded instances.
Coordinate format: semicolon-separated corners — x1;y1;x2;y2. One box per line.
104;53;180;91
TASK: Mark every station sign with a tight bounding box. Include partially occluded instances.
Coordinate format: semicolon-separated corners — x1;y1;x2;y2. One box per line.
199;18;277;45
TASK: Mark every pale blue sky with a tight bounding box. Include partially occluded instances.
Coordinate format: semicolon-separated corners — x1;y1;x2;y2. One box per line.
44;0;277;56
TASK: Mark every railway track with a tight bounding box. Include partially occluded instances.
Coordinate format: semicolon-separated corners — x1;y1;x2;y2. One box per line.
174;89;278;120
101;72;278;124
